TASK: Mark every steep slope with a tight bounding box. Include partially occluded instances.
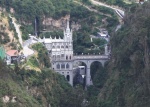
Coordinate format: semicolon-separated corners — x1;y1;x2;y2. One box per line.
0;59;87;107
98;2;150;107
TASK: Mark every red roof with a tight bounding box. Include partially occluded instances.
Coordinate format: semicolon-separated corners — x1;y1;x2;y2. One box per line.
6;50;18;56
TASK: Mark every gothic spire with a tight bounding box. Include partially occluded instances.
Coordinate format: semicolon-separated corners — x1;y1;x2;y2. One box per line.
66;19;70;32
50;36;52;39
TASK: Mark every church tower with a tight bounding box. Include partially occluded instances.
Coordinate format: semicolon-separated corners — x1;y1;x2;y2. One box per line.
64;20;72;42
40;20;74;86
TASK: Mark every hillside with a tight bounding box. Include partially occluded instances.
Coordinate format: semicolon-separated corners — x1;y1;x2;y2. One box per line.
0;59;87;107
1;0;150;107
97;2;150;107
0;12;18;51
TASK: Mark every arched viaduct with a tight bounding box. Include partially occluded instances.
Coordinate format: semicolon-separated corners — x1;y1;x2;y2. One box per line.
73;55;109;86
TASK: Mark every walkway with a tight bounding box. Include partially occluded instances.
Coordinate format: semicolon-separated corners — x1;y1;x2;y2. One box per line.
9;15;23;45
74;55;109;60
90;0;125;18
74;1;112;17
9;15;36;57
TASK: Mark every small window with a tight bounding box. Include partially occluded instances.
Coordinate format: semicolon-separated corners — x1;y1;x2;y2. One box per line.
57;55;60;59
66;63;69;69
70;55;71;60
57;64;60;69
66;55;68;60
66;46;68;48
61;64;65;69
57;46;60;48
61;46;64;48
61;54;64;57
53;55;55;58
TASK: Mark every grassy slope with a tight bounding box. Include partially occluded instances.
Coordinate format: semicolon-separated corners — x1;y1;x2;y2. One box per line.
0;59;73;107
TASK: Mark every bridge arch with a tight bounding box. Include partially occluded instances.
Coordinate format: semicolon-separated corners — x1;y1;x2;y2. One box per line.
73;61;87;86
90;61;102;80
73;57;107;86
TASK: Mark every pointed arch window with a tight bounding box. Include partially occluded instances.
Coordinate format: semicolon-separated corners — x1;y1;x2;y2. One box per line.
57;64;60;69
61;63;65;69
66;63;69;69
66;55;68;60
70;55;71;60
57;55;60;60
53;55;56;60
61;46;64;48
66;46;68;48
57;46;60;48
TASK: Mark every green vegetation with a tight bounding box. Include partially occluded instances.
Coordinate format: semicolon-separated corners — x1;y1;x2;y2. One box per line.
0;0;119;56
0;59;88;107
39;30;64;39
97;0;131;8
27;56;39;68
2;0;150;107
0;13;10;44
97;2;150;107
32;43;51;68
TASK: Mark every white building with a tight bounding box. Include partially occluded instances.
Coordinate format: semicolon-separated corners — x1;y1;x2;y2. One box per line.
39;20;74;85
6;50;19;65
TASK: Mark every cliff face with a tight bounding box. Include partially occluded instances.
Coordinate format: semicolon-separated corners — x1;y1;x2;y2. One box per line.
42;15;81;31
98;3;150;107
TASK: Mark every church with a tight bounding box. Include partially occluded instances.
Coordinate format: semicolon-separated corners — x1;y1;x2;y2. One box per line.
39;20;74;85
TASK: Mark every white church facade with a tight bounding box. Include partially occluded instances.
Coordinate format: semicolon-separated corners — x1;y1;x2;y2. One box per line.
37;20;110;86
39;20;74;85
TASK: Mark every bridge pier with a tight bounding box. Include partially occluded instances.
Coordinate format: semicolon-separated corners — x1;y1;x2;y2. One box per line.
69;71;73;86
86;67;93;86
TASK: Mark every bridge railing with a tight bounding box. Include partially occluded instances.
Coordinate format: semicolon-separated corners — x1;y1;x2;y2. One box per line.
73;55;109;60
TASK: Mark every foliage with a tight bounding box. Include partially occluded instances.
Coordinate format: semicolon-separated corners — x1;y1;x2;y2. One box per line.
0;58;89;107
39;30;63;39
97;0;130;8
27;56;39;68
32;43;51;68
93;38;107;47
20;24;34;40
98;3;150;107
91;62;108;88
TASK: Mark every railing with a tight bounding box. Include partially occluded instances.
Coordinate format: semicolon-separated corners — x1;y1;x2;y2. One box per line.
115;10;124;19
73;55;109;60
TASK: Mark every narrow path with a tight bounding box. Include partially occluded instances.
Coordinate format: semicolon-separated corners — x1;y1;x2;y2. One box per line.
88;0;125;31
90;0;125;17
9;15;23;45
74;1;112;17
23;38;37;57
9;15;35;57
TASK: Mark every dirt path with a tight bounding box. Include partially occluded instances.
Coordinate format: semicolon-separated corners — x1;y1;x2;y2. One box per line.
9;15;36;57
74;1;112;17
90;0;125;17
9;15;23;45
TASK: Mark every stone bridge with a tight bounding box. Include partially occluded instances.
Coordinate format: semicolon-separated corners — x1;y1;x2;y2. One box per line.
73;55;109;86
